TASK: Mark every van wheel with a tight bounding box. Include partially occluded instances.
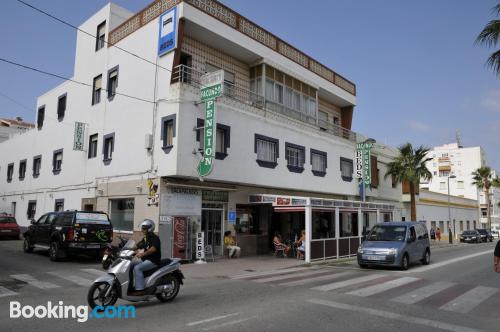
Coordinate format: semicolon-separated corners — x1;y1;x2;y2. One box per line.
23;237;34;253
421;249;430;265
400;254;409;270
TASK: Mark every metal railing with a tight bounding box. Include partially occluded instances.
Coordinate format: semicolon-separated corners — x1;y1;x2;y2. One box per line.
172;65;357;142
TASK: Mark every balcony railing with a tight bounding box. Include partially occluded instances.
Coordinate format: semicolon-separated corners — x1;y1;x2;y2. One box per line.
172;65;357;142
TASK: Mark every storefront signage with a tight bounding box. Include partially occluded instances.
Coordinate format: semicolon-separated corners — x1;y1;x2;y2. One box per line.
195;232;205;260
160;187;201;216
276;197;291;206
73;122;85;151
249;195;263;203
172;217;187;259
228;211;236;224
202;190;228;202
356;142;373;187
158;7;177;56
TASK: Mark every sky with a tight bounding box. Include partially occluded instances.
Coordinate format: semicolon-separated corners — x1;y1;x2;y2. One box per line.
0;0;499;169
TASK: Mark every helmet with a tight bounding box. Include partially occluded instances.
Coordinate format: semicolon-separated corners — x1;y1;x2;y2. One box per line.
140;219;155;233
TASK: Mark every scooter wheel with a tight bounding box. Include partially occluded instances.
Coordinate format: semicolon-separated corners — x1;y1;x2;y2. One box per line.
156;275;180;302
88;282;118;309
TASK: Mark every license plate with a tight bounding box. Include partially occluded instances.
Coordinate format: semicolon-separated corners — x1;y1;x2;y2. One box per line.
363;255;385;261
86;244;100;249
0;230;11;233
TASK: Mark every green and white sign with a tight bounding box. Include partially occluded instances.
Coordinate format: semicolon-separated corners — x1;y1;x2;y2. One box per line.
356;142;373;186
198;70;224;177
73;122;85;151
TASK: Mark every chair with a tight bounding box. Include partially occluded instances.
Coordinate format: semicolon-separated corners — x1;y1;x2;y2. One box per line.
204;245;215;262
273;242;286;258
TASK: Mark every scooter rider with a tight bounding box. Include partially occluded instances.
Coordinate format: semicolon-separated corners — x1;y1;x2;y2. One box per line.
130;219;161;295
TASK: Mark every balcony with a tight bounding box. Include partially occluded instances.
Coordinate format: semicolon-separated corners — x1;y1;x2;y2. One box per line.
172;65;357;142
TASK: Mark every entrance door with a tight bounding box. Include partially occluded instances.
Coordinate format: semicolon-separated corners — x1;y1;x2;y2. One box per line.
202;209;223;255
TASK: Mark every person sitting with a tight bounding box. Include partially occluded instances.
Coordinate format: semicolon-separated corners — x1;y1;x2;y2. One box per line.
224;231;241;258
273;232;290;257
295;230;305;260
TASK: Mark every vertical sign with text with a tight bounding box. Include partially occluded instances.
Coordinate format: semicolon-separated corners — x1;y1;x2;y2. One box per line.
158;7;177;57
73;122;85;151
196;232;205;260
356;142;373;187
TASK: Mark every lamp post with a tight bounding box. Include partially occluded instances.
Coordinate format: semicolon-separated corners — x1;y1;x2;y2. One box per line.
447;175;456;241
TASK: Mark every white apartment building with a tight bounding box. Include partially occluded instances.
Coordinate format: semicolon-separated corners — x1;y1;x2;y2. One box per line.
0;0;403;262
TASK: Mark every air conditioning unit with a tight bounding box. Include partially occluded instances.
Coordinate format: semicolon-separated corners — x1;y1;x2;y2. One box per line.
145;134;153;150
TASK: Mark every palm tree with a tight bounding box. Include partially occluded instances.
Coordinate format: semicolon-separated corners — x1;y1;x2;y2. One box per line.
385;143;432;221
475;3;500;76
471;167;500;229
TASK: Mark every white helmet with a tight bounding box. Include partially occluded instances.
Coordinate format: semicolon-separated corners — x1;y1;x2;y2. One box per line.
140;219;155;233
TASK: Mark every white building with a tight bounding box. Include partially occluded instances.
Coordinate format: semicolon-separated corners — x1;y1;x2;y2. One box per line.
0;0;403;262
0;117;34;143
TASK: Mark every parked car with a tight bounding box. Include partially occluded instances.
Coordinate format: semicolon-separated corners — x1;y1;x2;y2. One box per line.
357;221;430;270
0;214;21;239
491;229;500;238
476;229;493;242
23;210;113;261
460;230;481;243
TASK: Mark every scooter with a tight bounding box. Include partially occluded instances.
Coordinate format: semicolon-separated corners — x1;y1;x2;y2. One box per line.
88;239;184;309
102;236;128;270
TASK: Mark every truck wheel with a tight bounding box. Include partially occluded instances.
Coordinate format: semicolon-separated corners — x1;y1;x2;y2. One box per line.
49;241;64;261
23;237;34;253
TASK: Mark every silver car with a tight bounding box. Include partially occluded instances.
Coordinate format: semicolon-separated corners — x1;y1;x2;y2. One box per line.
357;222;431;270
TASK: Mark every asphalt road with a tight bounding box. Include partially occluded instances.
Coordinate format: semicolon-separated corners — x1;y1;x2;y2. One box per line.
0;239;499;332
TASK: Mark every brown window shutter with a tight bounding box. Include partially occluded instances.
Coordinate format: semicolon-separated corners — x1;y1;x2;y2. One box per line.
371;156;379;187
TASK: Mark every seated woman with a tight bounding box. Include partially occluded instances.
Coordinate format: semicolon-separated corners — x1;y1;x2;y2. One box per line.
295;230;305;259
273;232;290;256
224;231;241;258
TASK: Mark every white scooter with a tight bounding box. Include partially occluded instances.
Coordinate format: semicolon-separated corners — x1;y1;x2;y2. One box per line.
87;240;184;308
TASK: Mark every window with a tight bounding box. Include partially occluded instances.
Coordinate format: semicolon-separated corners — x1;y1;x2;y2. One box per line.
52;149;63;174
311;149;327;176
54;199;64;212
340;157;353;181
255;134;279;168
107;66;118;99
92;75;102;105
339;212;358;237
441;153;448;157
37;106;45;129
318;111;328;129
7;163;14;182
95;21;106;51
457;181;464;189
312;211;335;239
196;119;230;160
439;182;446;190
285;142;305;173
391;175;397;188
110;198;134;231
161;115;176;153
33;155;41;177
27;200;36;219
18;159;26;180
439;170;450;177
57;94;67;121
88;134;98;159
103;133;114;163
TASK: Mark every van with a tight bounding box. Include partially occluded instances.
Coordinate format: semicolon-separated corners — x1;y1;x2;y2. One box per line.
357;221;430;270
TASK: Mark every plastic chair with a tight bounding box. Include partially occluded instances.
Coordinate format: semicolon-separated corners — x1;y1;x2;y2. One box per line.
273;242;286;258
204;245;215;262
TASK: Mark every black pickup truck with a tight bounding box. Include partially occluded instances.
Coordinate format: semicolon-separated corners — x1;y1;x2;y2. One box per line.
23;210;113;261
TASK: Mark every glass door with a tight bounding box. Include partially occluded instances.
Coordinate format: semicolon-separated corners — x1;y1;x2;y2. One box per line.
202;209;223;255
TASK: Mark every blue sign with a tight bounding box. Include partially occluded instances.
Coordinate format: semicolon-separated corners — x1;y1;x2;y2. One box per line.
228;211;236;224
158;7;177;57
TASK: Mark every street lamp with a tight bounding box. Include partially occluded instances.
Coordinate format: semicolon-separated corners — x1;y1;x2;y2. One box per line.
447;175;456;242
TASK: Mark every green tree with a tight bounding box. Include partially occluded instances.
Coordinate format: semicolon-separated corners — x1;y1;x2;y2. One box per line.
471;166;500;229
385;143;432;221
475;3;500;76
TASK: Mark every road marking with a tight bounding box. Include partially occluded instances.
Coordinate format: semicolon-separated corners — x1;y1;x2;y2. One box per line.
201;316;256;331
10;274;60;289
346;277;420;297
254;269;331;283
230;267;310;279
311;274;386;292
307;298;482;332
402;250;492;273
279;271;353;287
392;281;456;304
187;313;240;326
440;286;498;313
0;286;18;298
47;272;93;287
80;268;105;277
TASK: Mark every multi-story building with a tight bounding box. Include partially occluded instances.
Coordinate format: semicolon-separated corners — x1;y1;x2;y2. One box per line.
0;0;402;262
0;117;34;143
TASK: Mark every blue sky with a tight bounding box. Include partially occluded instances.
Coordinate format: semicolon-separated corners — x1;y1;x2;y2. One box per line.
0;0;499;169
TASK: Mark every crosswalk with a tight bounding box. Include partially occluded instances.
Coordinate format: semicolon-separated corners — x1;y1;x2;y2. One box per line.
230;267;499;315
0;268;104;298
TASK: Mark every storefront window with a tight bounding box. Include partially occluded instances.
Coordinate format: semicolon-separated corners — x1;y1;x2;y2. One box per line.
339;212;358;237
312;211;335;239
110;198;134;231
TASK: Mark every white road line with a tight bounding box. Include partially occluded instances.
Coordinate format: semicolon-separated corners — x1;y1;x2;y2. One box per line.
254;269;331;283
47;272;93;287
10;274;60;290
279;271;353;287
230;267;310;279
402;250;492;273
187;313;240;326
392;281;456;304
307;298;482;332
311;274;386;292
0;286;18;298
80;268;105;277
440;286;498;314
201;316;256;331
346;277;420;297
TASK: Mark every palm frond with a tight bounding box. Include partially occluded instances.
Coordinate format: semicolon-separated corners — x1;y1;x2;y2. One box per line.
485;49;500;76
475;20;500;47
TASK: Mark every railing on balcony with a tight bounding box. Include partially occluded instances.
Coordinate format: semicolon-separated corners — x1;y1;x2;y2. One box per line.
172;65;357;142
